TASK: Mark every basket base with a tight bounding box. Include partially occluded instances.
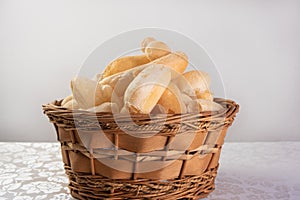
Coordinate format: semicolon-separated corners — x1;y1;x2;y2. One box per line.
65;166;218;200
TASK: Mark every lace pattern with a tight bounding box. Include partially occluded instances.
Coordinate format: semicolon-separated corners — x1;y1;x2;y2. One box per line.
0;142;299;200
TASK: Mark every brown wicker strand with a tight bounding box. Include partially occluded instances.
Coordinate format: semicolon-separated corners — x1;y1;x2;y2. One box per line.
65;165;218;200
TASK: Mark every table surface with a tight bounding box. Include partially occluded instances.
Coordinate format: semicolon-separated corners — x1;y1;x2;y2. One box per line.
0;142;299;200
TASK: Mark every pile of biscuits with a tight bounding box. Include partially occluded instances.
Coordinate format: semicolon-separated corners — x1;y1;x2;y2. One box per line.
61;37;223;114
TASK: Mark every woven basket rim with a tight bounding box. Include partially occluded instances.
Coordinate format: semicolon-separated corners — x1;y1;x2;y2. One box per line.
42;97;239;119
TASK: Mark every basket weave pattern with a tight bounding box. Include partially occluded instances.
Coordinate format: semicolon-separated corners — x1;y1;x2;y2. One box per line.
43;98;239;199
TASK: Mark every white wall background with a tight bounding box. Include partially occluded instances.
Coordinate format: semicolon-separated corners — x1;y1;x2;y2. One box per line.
0;0;299;142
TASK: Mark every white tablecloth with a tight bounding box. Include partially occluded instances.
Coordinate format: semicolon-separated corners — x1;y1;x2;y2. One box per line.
0;142;299;200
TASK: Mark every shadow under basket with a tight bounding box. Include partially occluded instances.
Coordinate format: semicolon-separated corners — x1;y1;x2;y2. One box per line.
43;98;239;200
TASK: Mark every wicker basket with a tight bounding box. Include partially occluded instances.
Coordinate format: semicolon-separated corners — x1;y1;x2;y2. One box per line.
43;98;239;200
